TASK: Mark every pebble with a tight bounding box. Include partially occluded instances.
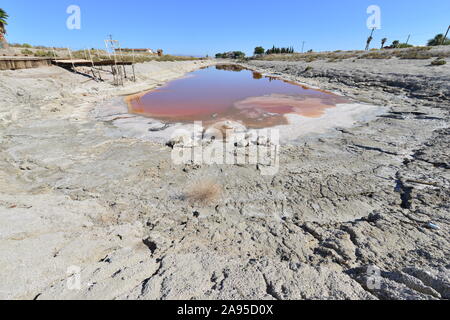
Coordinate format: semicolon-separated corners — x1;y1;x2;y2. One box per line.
425;222;440;230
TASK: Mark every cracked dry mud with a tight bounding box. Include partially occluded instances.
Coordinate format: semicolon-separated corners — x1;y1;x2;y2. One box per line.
0;50;449;300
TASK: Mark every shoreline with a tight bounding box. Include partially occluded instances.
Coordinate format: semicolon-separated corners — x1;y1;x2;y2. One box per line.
110;63;385;145
1;54;449;300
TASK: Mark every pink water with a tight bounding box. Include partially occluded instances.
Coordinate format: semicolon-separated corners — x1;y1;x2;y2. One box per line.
128;64;349;129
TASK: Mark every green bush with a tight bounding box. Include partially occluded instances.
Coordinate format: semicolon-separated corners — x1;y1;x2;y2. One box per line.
21;49;33;55
254;46;265;55
215;51;246;59
397;43;414;48
391;40;400;48
431;59;447;66
34;50;55;57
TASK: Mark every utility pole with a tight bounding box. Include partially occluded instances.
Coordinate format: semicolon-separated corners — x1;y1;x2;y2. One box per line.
442;25;450;45
301;41;305;53
405;34;411;45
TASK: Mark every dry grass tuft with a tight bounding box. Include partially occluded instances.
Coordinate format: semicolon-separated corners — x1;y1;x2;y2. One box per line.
184;180;222;205
359;51;393;59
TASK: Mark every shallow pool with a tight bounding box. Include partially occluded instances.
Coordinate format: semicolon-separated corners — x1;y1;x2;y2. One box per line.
127;64;349;129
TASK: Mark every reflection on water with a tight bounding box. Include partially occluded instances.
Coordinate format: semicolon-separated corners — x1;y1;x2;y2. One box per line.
215;64;247;72
127;64;349;129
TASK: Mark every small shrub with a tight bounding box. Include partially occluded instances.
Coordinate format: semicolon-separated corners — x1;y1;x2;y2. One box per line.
21;49;33;55
413;46;432;51
304;56;317;62
34;50;55;57
431;59;447;66
360;52;392;59
398;51;432;60
396;43;414;48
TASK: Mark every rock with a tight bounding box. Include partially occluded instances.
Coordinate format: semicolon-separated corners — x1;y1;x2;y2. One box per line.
424;222;440;230
148;123;170;132
403;267;450;299
349;265;449;300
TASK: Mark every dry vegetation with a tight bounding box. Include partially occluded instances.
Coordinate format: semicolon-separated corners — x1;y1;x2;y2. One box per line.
6;44;205;62
183;180;222;205
253;46;450;62
68;50;205;63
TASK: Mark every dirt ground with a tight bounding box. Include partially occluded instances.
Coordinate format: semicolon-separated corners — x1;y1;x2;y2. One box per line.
0;49;449;300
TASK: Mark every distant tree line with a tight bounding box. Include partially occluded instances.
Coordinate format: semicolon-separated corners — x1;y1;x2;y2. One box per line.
216;31;450;60
373;33;450;50
264;46;295;55
215;51;246;59
382;39;413;49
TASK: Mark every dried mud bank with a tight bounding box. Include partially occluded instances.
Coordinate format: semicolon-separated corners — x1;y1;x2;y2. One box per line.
0;55;449;300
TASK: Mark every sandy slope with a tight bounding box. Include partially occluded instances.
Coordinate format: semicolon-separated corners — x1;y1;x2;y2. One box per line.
0;55;449;300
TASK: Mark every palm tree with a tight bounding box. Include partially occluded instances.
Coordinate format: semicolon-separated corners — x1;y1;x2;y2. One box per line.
391;40;400;48
0;8;8;48
365;36;373;51
381;38;387;49
427;34;450;46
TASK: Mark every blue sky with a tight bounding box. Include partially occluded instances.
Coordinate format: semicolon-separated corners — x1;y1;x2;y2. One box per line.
2;0;449;56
